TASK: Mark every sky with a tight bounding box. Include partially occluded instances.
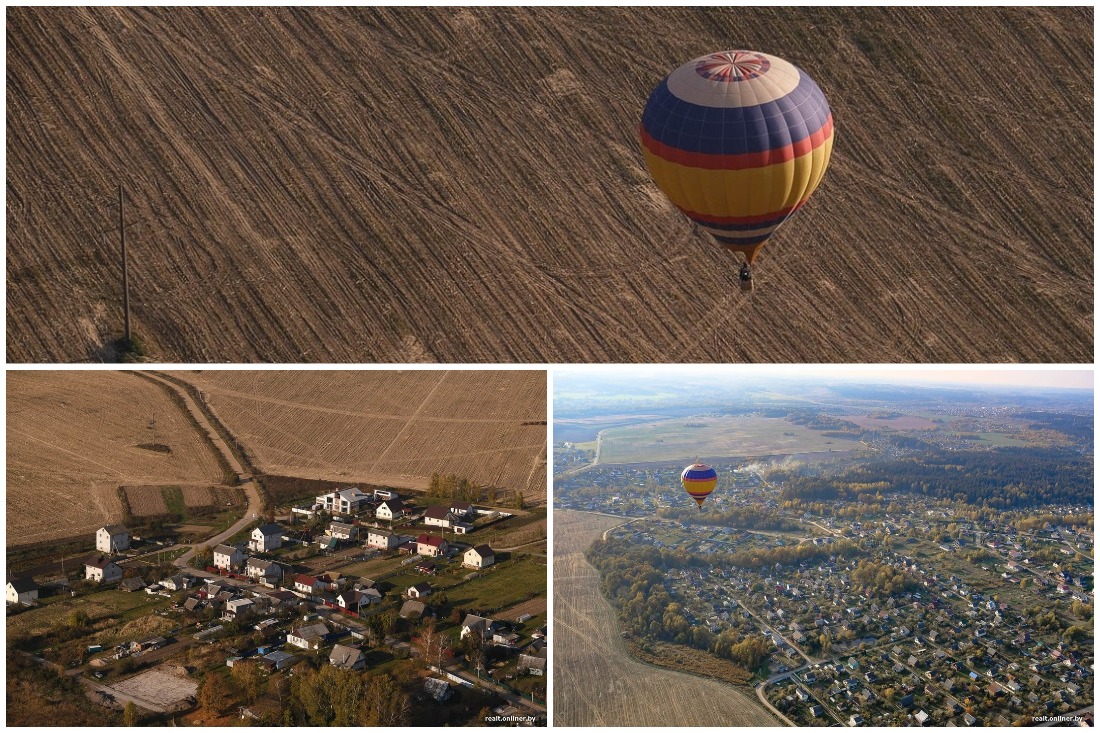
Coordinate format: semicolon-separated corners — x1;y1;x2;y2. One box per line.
554;365;1093;391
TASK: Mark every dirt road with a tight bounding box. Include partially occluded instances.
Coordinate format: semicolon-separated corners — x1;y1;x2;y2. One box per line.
553;509;779;726
134;372;262;568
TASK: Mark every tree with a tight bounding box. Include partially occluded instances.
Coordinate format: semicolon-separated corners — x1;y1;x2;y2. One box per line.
123;702;138;727
232;660;265;704
360;674;411;726
513;492;526;510
67;609;90;630
191;545;213;570
199;671;229;715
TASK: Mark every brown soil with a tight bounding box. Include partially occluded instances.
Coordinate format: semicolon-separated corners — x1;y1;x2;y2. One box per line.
6;8;1091;364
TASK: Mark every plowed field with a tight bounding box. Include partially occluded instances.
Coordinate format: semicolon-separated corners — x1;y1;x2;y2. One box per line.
6;371;224;545
554;510;778;726
7;7;1092;363
172;370;547;499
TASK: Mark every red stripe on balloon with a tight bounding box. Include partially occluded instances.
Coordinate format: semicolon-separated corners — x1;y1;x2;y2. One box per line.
640;114;833;171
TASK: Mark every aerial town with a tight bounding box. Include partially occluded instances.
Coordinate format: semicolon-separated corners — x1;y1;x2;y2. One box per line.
8;483;547;726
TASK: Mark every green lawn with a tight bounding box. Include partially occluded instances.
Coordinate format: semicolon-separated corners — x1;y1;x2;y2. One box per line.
8;589;171;643
443;555;545;613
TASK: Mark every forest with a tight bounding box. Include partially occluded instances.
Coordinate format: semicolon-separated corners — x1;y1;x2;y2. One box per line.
779;446;1093;509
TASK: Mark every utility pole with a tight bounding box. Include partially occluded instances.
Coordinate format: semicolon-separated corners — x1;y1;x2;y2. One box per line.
119;185;131;344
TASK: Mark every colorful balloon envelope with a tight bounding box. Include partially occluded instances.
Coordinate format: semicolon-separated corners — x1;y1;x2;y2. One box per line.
640;50;834;264
681;462;718;510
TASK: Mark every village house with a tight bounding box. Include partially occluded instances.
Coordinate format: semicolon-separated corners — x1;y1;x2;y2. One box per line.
407;582;433;599
424;505;461;529
316;487;372;515
6;577;39;606
460;613;499;641
213;544;246;571
293;574;324;595
249;523;283;552
96;524;131;554
337;588;382;612
417;534;449;557
84;555;123;583
223;598;254;620
518;641;547;675
400;600;429;619
288;622;330;650
246;558;283;583
261;650;298;671
449;500;476;519
329;522;358;541
329;643;367;670
365;527;399;550
375;499;408;521
161;574;193;591
463;544;496;569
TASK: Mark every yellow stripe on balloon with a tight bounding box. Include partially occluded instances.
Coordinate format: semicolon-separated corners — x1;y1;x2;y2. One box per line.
642;134;833;219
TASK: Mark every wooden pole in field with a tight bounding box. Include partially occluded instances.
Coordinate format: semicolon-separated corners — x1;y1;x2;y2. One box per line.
119;185;131;344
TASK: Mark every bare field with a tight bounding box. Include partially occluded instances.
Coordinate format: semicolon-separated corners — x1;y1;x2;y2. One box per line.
554;510;778;726
107;667;198;711
598;416;844;464
7;8;1091;364
180;484;214;506
6;372;225;546
173;371;547;498
843;414;939;430
122;485;169;516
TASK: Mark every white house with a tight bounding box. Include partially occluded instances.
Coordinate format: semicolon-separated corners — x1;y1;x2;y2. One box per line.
249;523;283;552
375;499;408;521
316;488;371;515
288;622;330;650
365;528;399;550
96;525;130;554
424;505;460;529
6;577;39;606
416;534;448;557
294;574;324;595
85;555;123;583
464;545;496;569
338;588;382;612
329;522;358;541
329;643;366;671
213;544;246;571
161;574;193;592
373;489;398;501
223;598;254;619
449;501;476;519
246;558;282;583
460;614;498;641
407;582;432;599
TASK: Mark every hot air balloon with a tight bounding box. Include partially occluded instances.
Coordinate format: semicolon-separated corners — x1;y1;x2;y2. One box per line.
640;50;834;290
681;462;718;510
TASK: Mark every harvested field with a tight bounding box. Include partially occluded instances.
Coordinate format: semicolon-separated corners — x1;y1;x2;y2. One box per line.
107;667;198;712
6;7;1091;364
172;370;547;499
180;484;214;506
497;596;547;622
122;485;169;516
553;509;778;726
6;372;225;546
843;414;939;430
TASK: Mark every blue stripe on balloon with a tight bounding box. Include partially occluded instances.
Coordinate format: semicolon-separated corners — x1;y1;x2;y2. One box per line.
698;214;791;232
711;232;774;245
641;73;830;156
683;468;717;480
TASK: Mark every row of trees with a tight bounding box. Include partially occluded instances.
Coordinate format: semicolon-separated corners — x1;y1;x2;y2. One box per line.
197;661;411;726
427;472;526;509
